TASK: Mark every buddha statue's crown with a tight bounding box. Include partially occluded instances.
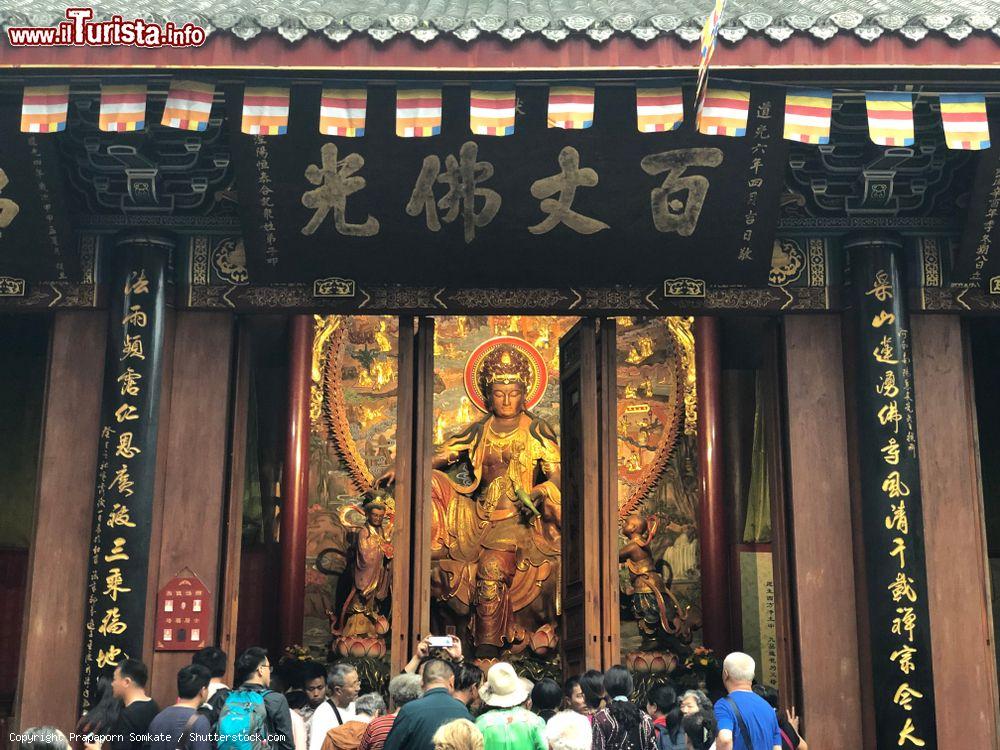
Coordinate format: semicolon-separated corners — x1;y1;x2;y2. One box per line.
483;351;528;386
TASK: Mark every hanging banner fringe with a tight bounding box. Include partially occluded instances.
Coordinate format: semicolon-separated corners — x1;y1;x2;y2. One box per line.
865;92;914;147
162;79;215;131
636;86;684;133
241;86;290;135
396;86;442;137
99;83;146;132
21;84;69;133
939;93;991;151
698;86;750;137
470;86;517;136
783;89;832;144
320;88;367;137
547;85;594;130
23;75;999;154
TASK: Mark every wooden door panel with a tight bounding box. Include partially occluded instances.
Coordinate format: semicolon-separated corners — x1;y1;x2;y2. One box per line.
560;320;603;675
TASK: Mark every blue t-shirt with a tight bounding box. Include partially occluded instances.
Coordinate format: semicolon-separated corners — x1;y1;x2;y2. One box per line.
713;692;780;750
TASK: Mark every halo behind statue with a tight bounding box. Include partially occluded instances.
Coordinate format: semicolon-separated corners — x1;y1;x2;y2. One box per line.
464;336;548;413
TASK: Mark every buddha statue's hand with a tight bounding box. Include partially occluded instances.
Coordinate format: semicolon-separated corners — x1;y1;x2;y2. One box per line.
515;487;542;521
375;469;395;488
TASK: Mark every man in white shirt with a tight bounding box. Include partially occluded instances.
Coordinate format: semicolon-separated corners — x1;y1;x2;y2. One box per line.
192;647;231;726
307;664;360;750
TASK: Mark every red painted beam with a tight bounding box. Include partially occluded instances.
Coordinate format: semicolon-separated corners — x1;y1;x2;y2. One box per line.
278;314;311;651
2;31;999;71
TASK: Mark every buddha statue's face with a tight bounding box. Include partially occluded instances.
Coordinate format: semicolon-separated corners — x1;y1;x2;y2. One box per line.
487;383;525;418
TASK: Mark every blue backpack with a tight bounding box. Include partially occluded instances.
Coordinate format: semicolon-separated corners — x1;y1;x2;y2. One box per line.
217;688;272;750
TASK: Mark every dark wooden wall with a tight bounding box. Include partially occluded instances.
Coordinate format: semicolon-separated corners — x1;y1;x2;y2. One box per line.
16;312;107;733
148;312;235;705
912;316;999;748
783;316;865;744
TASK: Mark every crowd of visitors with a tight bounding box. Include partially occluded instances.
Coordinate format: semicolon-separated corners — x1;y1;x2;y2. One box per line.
20;644;808;750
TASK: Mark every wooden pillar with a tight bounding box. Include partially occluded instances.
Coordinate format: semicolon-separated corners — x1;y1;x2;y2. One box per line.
410;318;435;647
15;312;107;733
81;234;171;708
597;318;620;668
911;316;999;748
148;313;235;706
695;316;731;653
846;234;937;748
783;316;864;745
278;315;312;651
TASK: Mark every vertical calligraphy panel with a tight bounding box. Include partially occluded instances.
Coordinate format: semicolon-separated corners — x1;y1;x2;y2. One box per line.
847;235;938;749
80;234;170;708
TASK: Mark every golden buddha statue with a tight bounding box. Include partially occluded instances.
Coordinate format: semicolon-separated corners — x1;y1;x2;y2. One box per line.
382;339;561;657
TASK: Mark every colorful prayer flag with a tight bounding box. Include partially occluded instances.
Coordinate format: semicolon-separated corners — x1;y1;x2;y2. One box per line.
783;89;833;144
694;0;727;124
98;84;146;132
636;86;684;133
865;92;914;147
241;86;290;135
470;87;516;136
162;79;215;132
939;93;991;150
697;87;750;137
547;86;595;130
21;84;69;133
320;88;367;137
396;87;442;137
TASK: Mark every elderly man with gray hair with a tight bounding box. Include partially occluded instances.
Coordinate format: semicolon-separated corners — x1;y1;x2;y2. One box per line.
543;711;592;750
359;673;423;750
713;652;781;750
309;664;361;750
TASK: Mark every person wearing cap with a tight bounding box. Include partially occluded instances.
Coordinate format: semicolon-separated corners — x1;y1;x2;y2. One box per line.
475;663;546;750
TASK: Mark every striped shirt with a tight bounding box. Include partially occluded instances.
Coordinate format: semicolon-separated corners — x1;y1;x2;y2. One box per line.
358;713;396;750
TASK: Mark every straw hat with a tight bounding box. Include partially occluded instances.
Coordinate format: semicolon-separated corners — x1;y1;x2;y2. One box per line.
480;663;530;708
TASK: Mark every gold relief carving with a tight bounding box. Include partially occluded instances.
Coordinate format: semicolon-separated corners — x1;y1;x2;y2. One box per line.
663;277;706;298
448;288;568;309
704;288;783;309
211;238;249;285
313;277;356;298
80;235;97;285
317;318;378;493
190;237;209;287
238;285;314;308
989;276;1000;296
0;276;25;296
918;286;959;311
768;239;805;286
577;286;649;310
785;286;830;310
920;238;942;288
668;317;698;437
807;238;826;287
362;286;445;310
618;319;689;516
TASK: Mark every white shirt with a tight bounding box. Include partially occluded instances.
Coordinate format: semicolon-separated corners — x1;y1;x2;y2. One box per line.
307;700;357;750
207;681;230;700
290;709;308;750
